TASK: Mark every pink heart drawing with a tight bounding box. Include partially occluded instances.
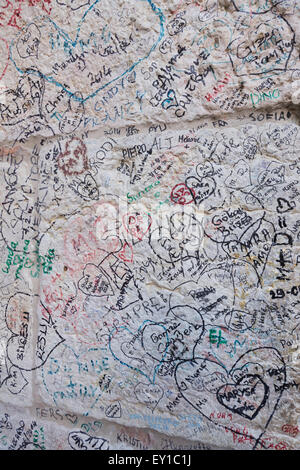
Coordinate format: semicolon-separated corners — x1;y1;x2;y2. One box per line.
123;212;152;241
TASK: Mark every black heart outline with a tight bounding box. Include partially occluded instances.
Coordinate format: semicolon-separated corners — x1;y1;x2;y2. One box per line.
216;373;269;420
185;176;216;205
134;381;164;412
174;347;286;450
141;305;204;363
5;293;65;371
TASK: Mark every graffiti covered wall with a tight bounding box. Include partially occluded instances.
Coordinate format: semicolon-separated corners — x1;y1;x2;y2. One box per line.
0;0;299;451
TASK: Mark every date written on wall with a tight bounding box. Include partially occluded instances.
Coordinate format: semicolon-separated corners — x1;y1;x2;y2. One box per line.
269;286;300;299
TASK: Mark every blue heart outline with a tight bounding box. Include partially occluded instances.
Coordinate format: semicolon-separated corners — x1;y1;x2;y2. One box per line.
9;0;165;104
108;319;170;384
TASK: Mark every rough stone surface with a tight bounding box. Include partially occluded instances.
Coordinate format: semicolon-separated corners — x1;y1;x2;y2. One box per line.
0;0;299;451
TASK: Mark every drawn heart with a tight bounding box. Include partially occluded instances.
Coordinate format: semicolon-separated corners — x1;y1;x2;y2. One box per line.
235;217;275;281
109;321;169;384
227;13;294;77
175;347;286;448
224;309;255;333
257;162;285;186
5;293;65;371
118;242;133;263
7;315;65;371
105;401;122;419
65;413;78;424
221;215;275;282
58;137;88;176
162;89;178;110
196;161;214;178
243;136;258;160
16;23;41;59
59;92;85;135
198;0;218;22
6;300;65;371
216;374;269;420
78;264;114;297
77;173;99;201
262;124;298;154
225;160;251;189
134;382;164;411
11;0;164;102
123;212;152;241
185;176;216;205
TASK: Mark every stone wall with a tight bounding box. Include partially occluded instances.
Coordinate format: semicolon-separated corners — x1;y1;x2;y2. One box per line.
0;0;299;451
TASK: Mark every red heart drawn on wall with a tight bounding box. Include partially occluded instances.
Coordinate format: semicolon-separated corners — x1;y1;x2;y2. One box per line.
123;212;152;241
118;242;133;263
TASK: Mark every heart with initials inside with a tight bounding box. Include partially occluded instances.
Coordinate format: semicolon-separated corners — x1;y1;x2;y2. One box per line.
123;212;152;241
58;137;88;176
11;0;164;103
216;374;269;420
185;176;216;205
76;173;99;201
5;293;65;372
175;347;286;448
118;242;133;263
134;382;164;411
